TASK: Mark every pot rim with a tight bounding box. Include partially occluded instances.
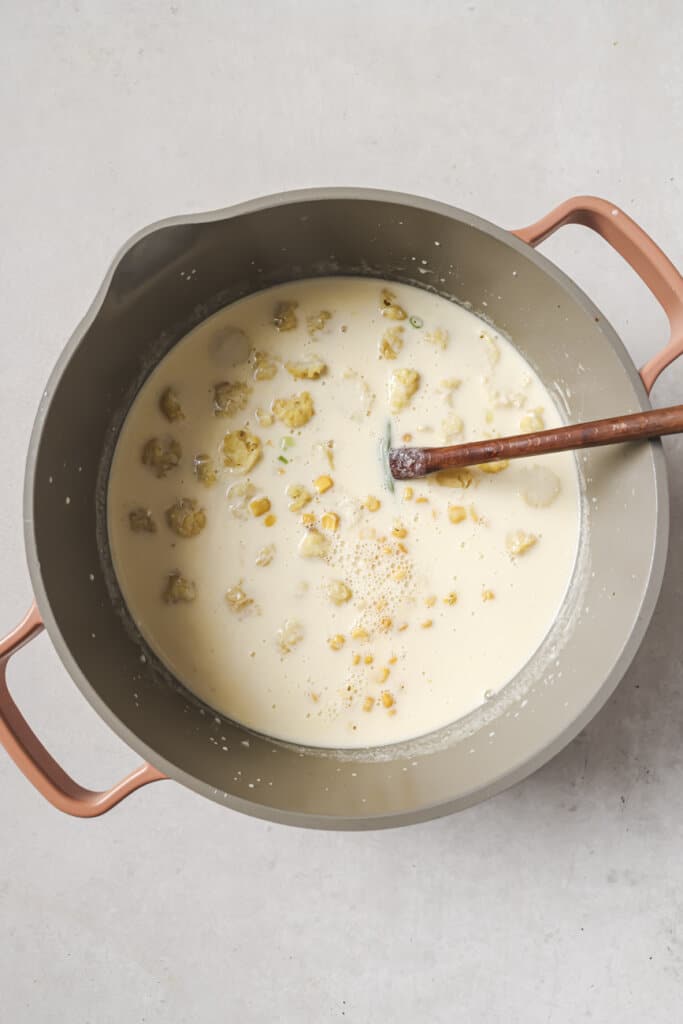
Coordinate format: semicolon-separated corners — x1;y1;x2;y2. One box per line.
22;187;670;828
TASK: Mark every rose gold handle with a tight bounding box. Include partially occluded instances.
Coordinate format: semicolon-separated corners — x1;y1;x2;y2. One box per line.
512;195;683;393
0;604;166;817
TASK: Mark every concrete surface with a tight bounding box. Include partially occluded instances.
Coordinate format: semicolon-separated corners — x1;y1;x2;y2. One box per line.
2;2;683;1021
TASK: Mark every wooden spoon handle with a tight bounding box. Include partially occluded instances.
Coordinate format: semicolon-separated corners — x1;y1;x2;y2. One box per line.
389;404;683;479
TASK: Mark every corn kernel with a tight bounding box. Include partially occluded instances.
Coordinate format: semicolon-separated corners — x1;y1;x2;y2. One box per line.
314;474;333;494
378;667;390;684
327;579;352;604
379;616;393;631
398;622;409;632
364;495;381;512
402;433;413;443
380;288;407;320
426;327;449;350
448;504;467;524
249;497;271;518
286;357;327;380
251;349;278;382
301;512;316;527
273;299;298;331
388;656;397;665
255;544;275;567
392;524;408;539
388;367;420;412
441;412;464;442
352;653;361;666
272;391;315;428
506;530;538;556
392;568;408;582
444;592;458;605
403;486;414;501
381;692;395;708
298;528;329;557
520;408;545;433
378;325;405;360
421;619;433;629
481;330;499;364
362;696;374;712
364;654;374;665
482;589;495;602
225;582;253;613
415;496;429;504
264;514;277;527
477;460;509;474
351;627;369;641
328;634;345;651
256;407;274;427
287;483;312;512
321;512;340;532
425;596;437;608
440;377;461;392
435;468;474;489
276;618;304;652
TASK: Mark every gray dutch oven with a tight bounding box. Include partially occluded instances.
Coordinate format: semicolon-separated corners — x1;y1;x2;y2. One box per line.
2;190;682;828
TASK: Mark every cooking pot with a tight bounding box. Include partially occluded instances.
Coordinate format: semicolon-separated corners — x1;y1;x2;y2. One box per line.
2;190;682;829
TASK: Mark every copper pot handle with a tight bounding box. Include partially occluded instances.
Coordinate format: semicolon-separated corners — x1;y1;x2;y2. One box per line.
512;195;683;394
0;603;166;817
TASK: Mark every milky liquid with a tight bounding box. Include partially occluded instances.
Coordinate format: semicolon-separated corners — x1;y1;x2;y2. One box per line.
107;278;580;748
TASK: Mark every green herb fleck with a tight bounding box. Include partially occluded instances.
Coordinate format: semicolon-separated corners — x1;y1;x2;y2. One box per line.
278;455;289;464
281;436;295;450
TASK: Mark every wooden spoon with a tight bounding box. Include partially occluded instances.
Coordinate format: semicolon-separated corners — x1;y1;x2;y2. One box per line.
388;405;683;479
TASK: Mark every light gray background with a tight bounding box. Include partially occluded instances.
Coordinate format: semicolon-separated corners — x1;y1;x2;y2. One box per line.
2;2;682;1021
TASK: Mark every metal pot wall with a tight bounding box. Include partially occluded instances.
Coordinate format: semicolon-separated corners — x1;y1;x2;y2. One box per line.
2;190;682;828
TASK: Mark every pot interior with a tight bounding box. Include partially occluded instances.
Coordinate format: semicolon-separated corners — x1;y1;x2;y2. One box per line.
25;191;667;827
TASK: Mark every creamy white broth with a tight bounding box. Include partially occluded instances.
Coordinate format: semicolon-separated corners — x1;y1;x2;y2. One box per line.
107;278;580;748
